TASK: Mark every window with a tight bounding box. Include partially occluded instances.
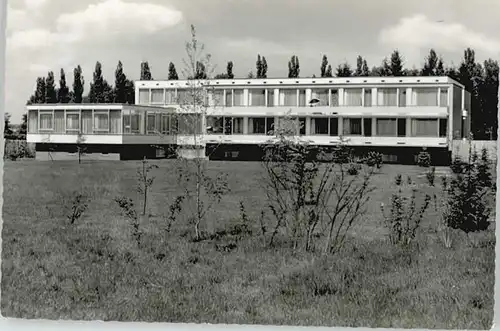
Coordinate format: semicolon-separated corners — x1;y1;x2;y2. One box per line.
377;88;397;106
233;117;244;134
440;88;449;107
225;90;233;107
344;88;362;106
161;115;171;134
330;89;339;107
151;89;164;103
299;117;306;135
178;90;193;104
298;90;306;107
28;110;38;133
93;110;109;132
397;118;406;137
249;117;266;134
282;89;297;106
250;89;266;106
234;90;244;106
206;116;223;134
311;89;329;106
147;113;156;133
54;111;65;133
224;117;233;134
311;118;329;135
165;90;175;104
139;89;149;104
267;90;274;107
399;89;407;107
131;113;141;133
413;88;438;106
363;118;372;137
343;118;362;135
439;118;448;137
329;118;338;136
364;89;372;107
411;118;438;137
39;111;53;130
210;89;224;106
376;118;397;136
266;117;275;135
65;112;80;132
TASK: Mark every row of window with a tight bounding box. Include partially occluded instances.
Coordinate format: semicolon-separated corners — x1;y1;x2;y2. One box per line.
28;110;446;138
138;87;450;108
206;116;448;137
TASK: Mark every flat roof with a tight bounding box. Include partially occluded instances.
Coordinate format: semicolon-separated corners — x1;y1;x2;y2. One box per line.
26;104;169;111
136;76;464;89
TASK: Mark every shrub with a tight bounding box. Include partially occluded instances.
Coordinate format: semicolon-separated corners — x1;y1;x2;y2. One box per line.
450;155;466;174
114;196;141;247
416;150;431;167
164;195;185;233
347;163;361;175
394;174;402;186
380;189;431;247
406;175;413;186
426;167;436;186
364;151;383;169
67;193;89;225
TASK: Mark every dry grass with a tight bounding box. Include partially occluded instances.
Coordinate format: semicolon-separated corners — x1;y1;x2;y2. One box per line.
1;160;495;328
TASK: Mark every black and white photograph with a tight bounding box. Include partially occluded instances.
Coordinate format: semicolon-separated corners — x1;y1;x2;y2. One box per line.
1;0;498;329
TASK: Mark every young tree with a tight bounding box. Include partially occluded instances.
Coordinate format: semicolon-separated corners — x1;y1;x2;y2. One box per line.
226;61;234;79
247;70;255;78
57;69;70;103
114;60;128;103
168;62;179;80
325;64;333;77
140;61;153;80
89;61;105;103
261;56;268;78
320;55;328;77
103;80;115;103
389;50;404;76
256;54;263;78
125;79;135;104
335;62;353;77
72;65;85;103
174;24;230;241
45;71;57;103
288;55;300;78
261;114;374;253
4;112;13;138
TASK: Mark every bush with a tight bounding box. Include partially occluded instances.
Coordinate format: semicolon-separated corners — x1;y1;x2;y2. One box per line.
450;155;466;174
67;193;89;225
426;167;436;186
364;151;383;169
394;174;402;186
380;189;431;247
416;150;431;167
347;163;360;175
114;196;141;247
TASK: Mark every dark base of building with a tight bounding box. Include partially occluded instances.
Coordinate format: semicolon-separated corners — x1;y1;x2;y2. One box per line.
35;143;178;161
206;144;452;166
34;143;452;166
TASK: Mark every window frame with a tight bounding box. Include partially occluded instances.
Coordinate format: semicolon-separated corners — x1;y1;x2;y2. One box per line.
93;109;110;133
150;89;165;104
65;110;81;133
38;110;54;131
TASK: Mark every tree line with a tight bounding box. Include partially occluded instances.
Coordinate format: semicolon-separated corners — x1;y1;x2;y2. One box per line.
24;47;498;140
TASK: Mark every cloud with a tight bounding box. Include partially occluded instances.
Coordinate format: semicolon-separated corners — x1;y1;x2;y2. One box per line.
7;0;183;50
23;0;50;11
55;0;183;44
378;14;500;57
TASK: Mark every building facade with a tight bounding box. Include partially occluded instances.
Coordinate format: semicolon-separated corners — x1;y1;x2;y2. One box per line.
26;76;471;164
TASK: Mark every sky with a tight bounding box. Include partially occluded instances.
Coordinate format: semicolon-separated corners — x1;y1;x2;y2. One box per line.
5;0;500;123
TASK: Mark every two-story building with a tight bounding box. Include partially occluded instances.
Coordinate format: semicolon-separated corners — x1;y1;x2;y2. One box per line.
26;76;471;164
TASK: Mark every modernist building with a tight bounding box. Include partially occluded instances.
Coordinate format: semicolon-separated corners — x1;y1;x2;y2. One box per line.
26;76;471;164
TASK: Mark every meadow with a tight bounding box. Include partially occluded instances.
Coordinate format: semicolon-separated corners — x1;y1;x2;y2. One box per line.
1;159;495;329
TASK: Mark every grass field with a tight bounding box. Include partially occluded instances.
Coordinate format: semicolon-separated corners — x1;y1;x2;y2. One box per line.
1;159;495;328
